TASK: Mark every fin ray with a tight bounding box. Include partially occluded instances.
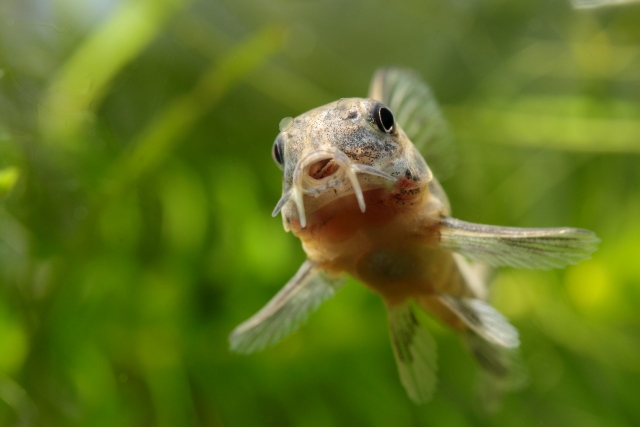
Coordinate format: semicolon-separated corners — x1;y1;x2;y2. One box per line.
464;331;527;413
387;302;438;404
440;217;600;270
229;260;346;354
438;295;520;348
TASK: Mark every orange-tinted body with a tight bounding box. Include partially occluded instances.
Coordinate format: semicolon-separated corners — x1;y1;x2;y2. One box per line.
291;176;470;314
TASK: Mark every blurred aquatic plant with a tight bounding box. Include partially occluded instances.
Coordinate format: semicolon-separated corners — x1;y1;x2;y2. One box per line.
0;167;19;199
572;0;640;9
39;0;193;149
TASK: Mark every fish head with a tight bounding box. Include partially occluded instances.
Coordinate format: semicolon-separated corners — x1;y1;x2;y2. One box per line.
271;97;433;230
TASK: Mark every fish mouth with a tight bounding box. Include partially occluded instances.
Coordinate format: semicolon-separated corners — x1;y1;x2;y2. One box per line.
308;158;339;180
272;149;396;228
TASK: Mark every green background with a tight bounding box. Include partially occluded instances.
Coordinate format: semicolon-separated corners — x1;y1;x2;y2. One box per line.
1;0;639;425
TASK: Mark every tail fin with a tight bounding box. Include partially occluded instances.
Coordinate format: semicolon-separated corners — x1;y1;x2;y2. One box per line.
450;255;527;410
417;293;526;410
464;331;527;413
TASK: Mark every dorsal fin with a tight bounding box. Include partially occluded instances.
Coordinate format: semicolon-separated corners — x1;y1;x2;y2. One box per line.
368;68;455;179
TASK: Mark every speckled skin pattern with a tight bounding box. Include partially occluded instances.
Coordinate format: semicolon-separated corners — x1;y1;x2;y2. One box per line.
274;98;471;309
278;98;436;224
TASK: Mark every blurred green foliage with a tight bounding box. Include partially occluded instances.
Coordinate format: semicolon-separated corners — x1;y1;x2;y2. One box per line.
0;0;639;425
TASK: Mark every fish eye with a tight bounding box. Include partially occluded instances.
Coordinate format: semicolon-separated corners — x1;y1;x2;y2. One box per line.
372;103;396;134
272;136;285;169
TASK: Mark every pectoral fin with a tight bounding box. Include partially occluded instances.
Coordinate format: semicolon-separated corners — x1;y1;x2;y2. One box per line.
229;260;346;354
439;217;600;269
387;302;438;404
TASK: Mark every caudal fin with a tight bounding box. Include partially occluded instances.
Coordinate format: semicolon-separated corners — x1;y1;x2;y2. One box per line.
464;330;527;412
417;293;526;410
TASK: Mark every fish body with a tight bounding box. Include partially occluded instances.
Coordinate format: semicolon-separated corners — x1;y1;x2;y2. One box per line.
230;69;599;404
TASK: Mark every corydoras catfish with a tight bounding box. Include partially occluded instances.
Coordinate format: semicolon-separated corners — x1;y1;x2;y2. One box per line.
229;68;599;404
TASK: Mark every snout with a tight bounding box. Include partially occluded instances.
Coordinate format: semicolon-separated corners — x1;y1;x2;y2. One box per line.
273;149;396;228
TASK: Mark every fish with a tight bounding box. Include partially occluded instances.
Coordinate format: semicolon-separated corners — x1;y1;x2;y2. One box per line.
229;68;600;404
